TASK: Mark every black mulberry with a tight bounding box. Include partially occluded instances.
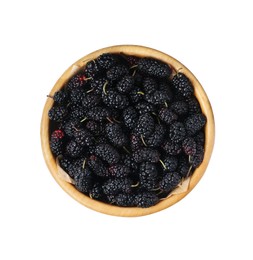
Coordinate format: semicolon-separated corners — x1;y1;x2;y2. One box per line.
48;106;67;122
185;113;206;136
105;123;128;147
95;143;120;164
172;72;194;98
133;148;160;163
102;178;132;195
134;113;155;138
138;57;171;78
159;172;181;192
134;192;159;208
102;90;129;109
169;122;186;143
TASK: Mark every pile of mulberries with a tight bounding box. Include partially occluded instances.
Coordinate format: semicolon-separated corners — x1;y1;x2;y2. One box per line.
48;52;206;208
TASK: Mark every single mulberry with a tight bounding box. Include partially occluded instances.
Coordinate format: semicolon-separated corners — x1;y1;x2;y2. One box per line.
116;75;134;93
182;137;197;156
87;106;110;122
84;59;101;78
177;155;191;178
133;148;160;163
114;193;135;207
172;72;194;98
142;77;158;94
159;172;181;192
138;57;172;78
162;140;182;155
48;106;67;122
102;178;132;195
170;101;188;115
139;162;158;190
145;124;166;147
68;104;86;120
66;140;84;158
95;143;120;164
62;119;81;137
106;64;129;82
48;89;68;104
65;73;87;91
87;155;109;177
50;138;64;156
135;101;156;115
89;183;104;200
50;130;65;156
129;87;144;104
185;113;206;136
74;166;93;194
158;108;178;125
145;90;171;105
169;122;186;143
191;144;204;168
90;77;108;94
134;192;159;208
134;113;155;138
122;106;138;130
102;89;129;109
108;164;131;178
105;123;128;147
97;53;119;70
82;93;101;108
73;128;95;146
85;120;104;136
130;134;143;151
59;156;73;172
187;96;201;115
163;156;178;172
69;87;85;104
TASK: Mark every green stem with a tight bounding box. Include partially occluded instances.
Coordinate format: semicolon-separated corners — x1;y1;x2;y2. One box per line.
159;159;167;170
140;135;147;147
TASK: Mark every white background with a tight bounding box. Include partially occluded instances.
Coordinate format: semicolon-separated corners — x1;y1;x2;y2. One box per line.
0;0;252;259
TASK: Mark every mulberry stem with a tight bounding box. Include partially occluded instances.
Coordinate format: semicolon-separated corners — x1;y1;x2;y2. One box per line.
123;146;130;154
131;182;139;187
103;81;108;95
186;165;193;178
82;159;86;169
80;117;87;123
140;135;147;147
106;117;114;123
86;88;94;93
159;159;167;170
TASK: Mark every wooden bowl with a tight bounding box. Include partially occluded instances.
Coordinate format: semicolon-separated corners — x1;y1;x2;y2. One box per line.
41;45;215;217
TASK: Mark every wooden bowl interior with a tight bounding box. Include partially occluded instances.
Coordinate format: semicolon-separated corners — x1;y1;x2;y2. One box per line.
41;45;215;217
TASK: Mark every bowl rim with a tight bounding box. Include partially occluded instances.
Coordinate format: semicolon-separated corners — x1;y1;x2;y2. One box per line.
41;44;215;217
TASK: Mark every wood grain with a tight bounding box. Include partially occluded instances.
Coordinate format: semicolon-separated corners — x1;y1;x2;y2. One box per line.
40;45;215;217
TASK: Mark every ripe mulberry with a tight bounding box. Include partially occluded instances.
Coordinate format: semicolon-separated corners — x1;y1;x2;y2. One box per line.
185;113;206;136
139;162;158;190
159;172;181;192
105;123;128;147
172;72;194;98
48;106;67;122
102;89;129;109
134;192;159;208
138;57;172;78
95;143;120;164
122;106;138;130
134;113;155;138
133;148;160;163
102;178;132;195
